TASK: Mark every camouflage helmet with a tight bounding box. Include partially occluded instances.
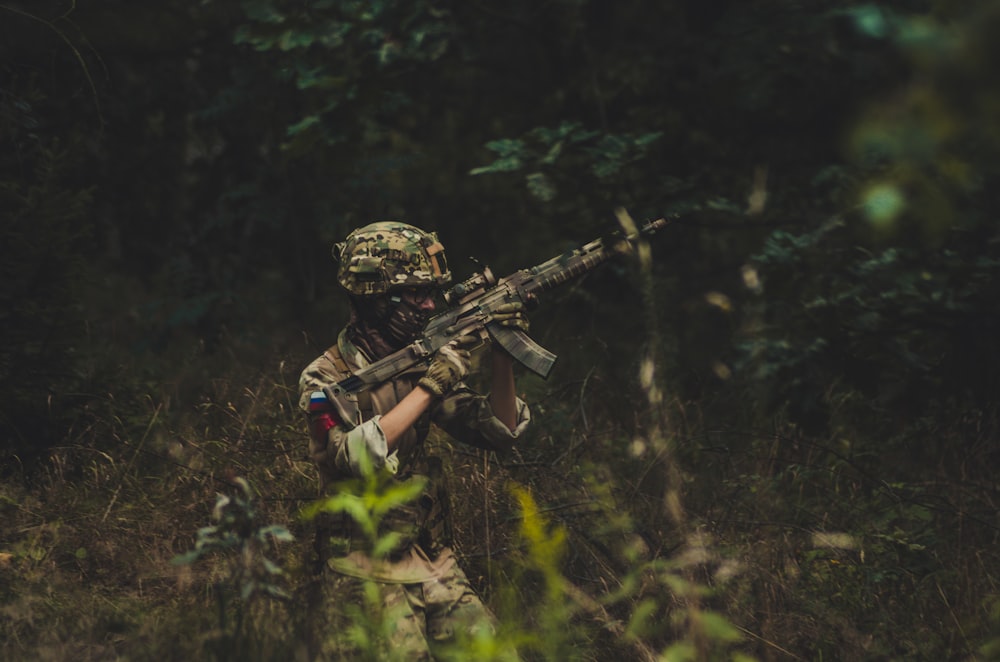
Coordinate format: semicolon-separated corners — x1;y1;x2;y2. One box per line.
334;221;452;296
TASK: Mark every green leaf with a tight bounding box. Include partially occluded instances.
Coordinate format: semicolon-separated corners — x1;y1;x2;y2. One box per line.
196;525;220;540
530;121;583;143
635;131;663;147
541;140;564;166
846;5;891;39
278;29;316;51
262;583;292;600
660;641;696;662
526;172;556;202
241;579;258;601
261;557;284;576
372;532;404;559
470;139;526;175
484;138;524;156
370;477;428;518
263;525;295;542
698;610;742;643
469;157;522;175
242;0;286;24
286;114;321;137
625;598;657;638
170;550;202;566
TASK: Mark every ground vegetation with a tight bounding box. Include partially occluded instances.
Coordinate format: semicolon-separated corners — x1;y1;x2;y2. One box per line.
2;1;998;659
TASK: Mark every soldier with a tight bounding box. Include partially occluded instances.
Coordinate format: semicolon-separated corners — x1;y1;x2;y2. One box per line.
298;221;530;660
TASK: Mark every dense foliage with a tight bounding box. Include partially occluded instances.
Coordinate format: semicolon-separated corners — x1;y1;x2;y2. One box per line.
2;0;999;659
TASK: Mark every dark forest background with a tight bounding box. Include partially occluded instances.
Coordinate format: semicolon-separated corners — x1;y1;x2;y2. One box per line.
2;1;999;660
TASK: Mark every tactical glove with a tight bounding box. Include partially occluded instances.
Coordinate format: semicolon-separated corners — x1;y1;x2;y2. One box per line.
418;336;475;397
492;301;530;333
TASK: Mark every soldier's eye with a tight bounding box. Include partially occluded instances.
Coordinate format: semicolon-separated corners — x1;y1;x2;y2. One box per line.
405;288;435;304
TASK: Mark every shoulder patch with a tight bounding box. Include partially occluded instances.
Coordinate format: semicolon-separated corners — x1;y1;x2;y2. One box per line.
309;391;331;412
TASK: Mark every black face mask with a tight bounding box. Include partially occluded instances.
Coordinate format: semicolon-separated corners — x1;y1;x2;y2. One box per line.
383;296;431;347
349;294;430;359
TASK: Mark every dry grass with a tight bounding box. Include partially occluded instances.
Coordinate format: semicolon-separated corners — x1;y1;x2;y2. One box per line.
2;342;998;661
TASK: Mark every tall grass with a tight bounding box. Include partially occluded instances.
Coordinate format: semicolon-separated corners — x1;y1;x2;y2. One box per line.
2;250;998;660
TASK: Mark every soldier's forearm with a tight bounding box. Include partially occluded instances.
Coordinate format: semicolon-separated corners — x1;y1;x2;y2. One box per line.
489;347;518;432
379;387;435;450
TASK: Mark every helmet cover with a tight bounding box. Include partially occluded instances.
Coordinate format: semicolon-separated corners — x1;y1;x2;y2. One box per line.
334;221;451;296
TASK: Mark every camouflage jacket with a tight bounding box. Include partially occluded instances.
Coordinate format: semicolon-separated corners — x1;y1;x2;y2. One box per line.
298;328;530;572
299;328;530;486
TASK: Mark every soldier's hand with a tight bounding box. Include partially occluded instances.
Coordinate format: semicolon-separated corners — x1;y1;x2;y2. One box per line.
492;301;530;333
418;336;476;397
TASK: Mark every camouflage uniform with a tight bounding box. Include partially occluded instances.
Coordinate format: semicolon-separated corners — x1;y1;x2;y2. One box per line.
298;222;529;660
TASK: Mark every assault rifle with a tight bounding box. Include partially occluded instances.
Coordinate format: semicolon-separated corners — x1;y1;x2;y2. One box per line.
326;215;669;402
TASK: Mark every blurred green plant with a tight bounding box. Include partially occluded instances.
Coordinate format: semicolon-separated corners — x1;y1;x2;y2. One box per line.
980;595;1000;660
493;482;754;661
730;3;1000;436
503;483;575;660
172;477;294;659
299;450;428;560
470;122;663;202
298;451;436;660
233;0;455;151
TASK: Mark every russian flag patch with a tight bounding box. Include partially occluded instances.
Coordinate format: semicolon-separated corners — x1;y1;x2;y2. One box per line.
309;391;330;412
